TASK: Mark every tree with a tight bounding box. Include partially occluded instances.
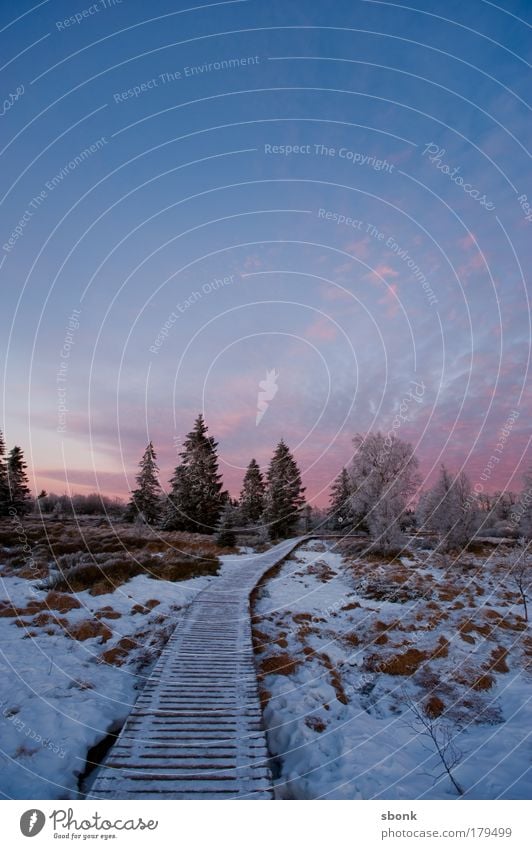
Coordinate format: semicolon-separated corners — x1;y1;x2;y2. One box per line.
6;446;31;514
348;432;420;553
263;439;305;539
125;441;162;525
403;691;464;797
511;539;530;622
239;459;265;525
417;465;478;552
0;430;8;516
516;468;532;539
163;414;224;533
328;467;353;530
216;502;238;548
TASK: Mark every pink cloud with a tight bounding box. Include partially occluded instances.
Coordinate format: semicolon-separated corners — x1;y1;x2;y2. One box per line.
305;317;338;341
364;263;400;285
344;237;370;259
458;233;477;250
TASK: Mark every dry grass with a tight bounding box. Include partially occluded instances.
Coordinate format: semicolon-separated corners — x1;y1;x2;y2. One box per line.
305;715;327;732
64;619;113;643
317;652;349;705
424;695;445;718
306;560;337;583
487;646;509;674
0;518;222;593
259;653;302;677
99;635;140;666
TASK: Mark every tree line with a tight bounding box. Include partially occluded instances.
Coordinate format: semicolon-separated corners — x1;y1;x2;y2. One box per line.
2;420;532;551
125;414;305;542
328;431;532;552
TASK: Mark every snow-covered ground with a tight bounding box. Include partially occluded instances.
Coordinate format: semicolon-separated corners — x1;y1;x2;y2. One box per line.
0;569;214;799
252;541;532;800
2;534;530;801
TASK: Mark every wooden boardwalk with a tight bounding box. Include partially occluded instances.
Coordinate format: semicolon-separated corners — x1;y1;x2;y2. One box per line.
88;537;305;800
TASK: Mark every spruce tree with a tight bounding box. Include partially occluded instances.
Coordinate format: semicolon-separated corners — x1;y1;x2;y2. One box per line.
0;430;8;517
6;446;31;514
125;441;162;525
239;458;265;525
263;439;305;539
216;502;237;548
164;414;223;533
328;467;353;530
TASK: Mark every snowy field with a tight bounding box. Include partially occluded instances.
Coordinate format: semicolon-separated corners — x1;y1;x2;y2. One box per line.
1;530;530;801
252;540;532;800
0;559;216;799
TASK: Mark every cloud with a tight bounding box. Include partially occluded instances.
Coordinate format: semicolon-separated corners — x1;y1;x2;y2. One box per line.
364;263;400;284
305;317;338;341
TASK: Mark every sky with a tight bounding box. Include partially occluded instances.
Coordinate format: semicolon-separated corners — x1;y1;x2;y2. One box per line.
0;0;530;506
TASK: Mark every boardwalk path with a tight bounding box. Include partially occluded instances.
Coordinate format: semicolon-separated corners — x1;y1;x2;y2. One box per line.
89;537;306;800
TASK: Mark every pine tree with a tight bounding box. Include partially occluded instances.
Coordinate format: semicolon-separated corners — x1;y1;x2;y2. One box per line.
239;459;265;526
163;414;224;533
328;467;353;530
216;502;237;548
0;430;8;517
125;441;162;525
6;446;31;514
263;439;305;540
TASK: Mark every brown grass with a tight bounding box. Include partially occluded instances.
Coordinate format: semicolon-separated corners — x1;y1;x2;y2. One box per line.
252;627;271;653
425;695;445;718
44;591;81;612
472;673;495;691
98;635;139;666
64;619;113;643
259;689;272;710
292;612;313;623
487;646;509;674
259;653;301;677
317;652;349;704
372;648;430;676
95;607;121;620
305;715;327;732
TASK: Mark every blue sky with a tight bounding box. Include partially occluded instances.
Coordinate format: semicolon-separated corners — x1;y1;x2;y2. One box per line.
0;0;530;504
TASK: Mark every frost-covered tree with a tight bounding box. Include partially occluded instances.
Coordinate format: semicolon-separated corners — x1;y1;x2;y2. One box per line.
216;502;238;548
239;459;265;526
417;465;478;551
516;468;532;539
348;432;420;553
0;430;8;516
263;439;305;540
163;414;224;533
125;441;162;525
328;467;353;530
6;446;31;514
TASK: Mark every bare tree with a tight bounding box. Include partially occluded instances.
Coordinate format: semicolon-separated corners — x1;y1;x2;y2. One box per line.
511;538;530;622
403;691;464;796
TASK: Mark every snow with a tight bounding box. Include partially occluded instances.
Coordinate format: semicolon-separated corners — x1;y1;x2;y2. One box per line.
1;537;530;801
0;570;212;799
253;541;532;799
